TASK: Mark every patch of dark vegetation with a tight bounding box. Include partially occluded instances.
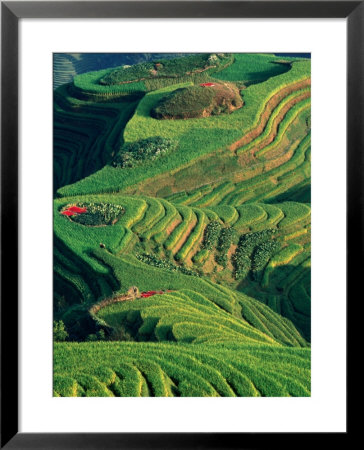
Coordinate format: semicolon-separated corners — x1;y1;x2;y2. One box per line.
153;85;214;119
61;304;100;341
232;229;279;280
113;136;178;168
53;320;69;342
217;226;236;253
266;182;311;204
196;223;237;269
215;226;236;268
70;203;125;226
201;221;223;250
99;53;234;85
86;329;107;342
251;240;281;281
152;82;243;120
136;253;200;277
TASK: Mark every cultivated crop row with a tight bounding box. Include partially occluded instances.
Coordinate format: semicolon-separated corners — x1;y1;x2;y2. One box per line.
54;341;310;397
235;88;311;156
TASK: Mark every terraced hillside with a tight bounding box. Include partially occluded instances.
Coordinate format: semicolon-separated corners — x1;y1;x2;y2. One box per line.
54;53;311;397
54;342;310;397
53;53;192;89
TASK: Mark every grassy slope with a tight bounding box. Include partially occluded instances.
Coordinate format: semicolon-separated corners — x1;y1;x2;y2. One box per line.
57;59;310;197
212;53;295;84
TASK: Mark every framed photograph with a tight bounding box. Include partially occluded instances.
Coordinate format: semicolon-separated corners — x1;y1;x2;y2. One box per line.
1;1;355;448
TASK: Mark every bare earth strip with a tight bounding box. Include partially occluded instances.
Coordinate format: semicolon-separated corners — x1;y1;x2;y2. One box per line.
171;216;198;255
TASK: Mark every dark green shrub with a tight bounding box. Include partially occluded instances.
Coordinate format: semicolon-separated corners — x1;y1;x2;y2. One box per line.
214;227;235;268
232;250;251;280
152;86;216;119
237;229;276;257
136;253;200;277
215;254;228;268
53;320;68;342
232;230;280;280
86;334;98;342
99;53;233;86
202;221;222;250
252;240;281;272
211;104;228;115
96;329;106;341
217;227;236;253
114;136;178;168
100;62;154;85
71;202;124;226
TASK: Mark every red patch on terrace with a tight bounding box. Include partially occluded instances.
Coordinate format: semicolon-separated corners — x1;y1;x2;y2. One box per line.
200;83;215;87
60;205;88;217
67;206;88;213
141;291;160;298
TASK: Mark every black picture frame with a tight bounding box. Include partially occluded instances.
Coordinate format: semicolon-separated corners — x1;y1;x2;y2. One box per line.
1;1;356;448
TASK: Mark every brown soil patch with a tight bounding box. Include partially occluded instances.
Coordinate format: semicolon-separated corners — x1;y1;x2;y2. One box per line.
232;161;265;183
224;243;237;273
89;293;133;316
264;137;304;172
227;243;237;260
262;134;290;161
186;64;216;75
165;216;182;236
202;252;216;274
237;149;257;168
172;216;197;255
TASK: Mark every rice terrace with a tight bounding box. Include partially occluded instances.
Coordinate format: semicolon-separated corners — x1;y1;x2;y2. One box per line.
53;53;311;397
